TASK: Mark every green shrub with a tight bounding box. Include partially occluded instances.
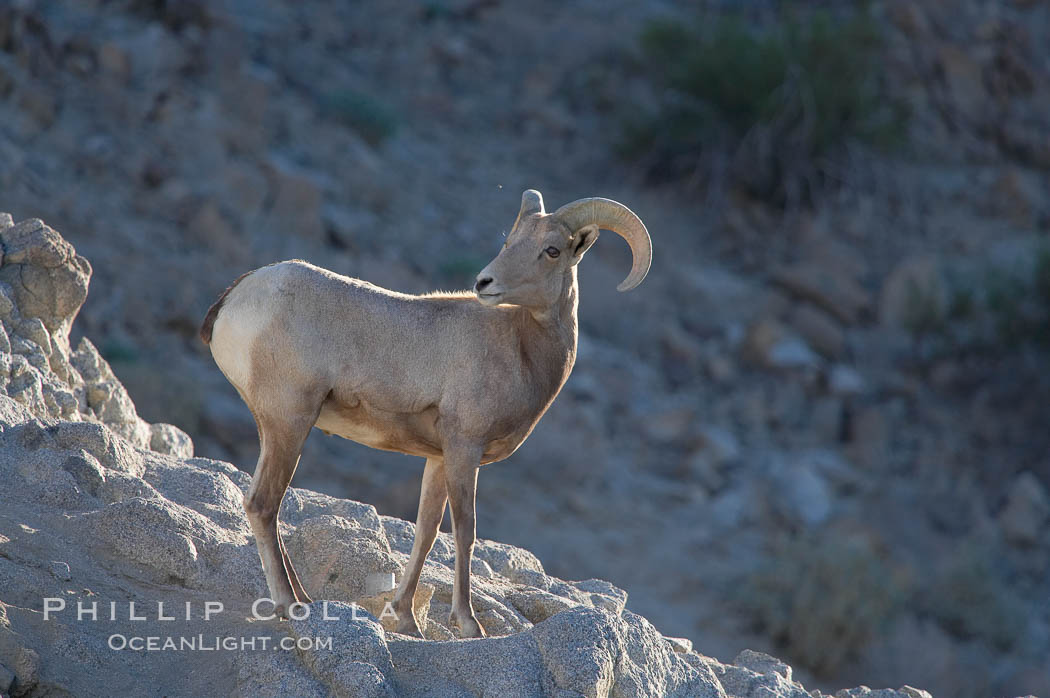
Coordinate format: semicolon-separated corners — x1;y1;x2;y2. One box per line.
920;544;1025;650
319;89;398;146
736;532;906;676
900;277;948;340
621;8;907;202
985;267;1031;348
919;245;1050;356
992;244;1050;347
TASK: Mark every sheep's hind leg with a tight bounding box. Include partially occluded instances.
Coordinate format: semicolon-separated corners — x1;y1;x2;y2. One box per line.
392;457;447;637
244;409;318;618
280;535;312;604
444;443;485;639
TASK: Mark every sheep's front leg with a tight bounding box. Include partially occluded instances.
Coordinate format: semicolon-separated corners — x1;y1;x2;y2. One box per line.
444;443;486;638
392;457;447;636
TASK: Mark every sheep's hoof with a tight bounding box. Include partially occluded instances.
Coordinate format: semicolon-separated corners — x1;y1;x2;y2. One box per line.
392;600;423;637
450;611;486;639
272;599;305;620
395;618;424;638
394;608;422;638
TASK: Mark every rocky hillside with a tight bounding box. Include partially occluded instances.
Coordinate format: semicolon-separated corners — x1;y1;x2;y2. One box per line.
2;1;1049;696
0;219;948;697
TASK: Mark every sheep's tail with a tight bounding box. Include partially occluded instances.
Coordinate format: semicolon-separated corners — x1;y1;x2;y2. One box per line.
199;270;253;345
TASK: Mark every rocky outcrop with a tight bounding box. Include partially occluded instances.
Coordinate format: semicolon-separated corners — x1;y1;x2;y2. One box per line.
0;215;190;453
0;219;947;696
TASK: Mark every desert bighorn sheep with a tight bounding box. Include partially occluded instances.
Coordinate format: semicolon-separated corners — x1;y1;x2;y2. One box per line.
199;189;651;638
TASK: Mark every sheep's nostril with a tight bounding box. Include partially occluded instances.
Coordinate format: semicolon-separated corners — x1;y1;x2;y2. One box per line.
475;276;493;292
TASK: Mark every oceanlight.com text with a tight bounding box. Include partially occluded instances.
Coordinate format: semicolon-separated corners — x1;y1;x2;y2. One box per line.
107;634;333;651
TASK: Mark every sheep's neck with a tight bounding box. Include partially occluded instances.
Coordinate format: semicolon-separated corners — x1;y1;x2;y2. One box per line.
523;269;579;374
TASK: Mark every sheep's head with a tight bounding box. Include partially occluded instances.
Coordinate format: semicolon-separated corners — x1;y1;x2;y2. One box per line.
475;189;651;310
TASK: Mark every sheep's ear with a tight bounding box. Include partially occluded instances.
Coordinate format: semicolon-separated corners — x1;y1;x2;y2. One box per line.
569;224;599;265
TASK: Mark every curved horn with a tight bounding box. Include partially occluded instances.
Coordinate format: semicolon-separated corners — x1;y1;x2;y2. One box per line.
552;197;652;291
514;189;545;228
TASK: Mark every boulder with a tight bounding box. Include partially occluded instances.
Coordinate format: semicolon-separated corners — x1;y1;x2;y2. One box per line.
742;319;822;371
0;218;91;337
788;303;846;359
879;255;946;331
150;422;194;458
0;216;187;452
772;264;872;325
999;471;1050;547
288;604;397;698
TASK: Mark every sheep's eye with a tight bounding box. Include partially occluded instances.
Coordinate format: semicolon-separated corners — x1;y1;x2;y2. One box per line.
545;246;560;258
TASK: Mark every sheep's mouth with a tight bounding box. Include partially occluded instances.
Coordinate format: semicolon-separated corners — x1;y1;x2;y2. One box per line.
476;292;503;304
